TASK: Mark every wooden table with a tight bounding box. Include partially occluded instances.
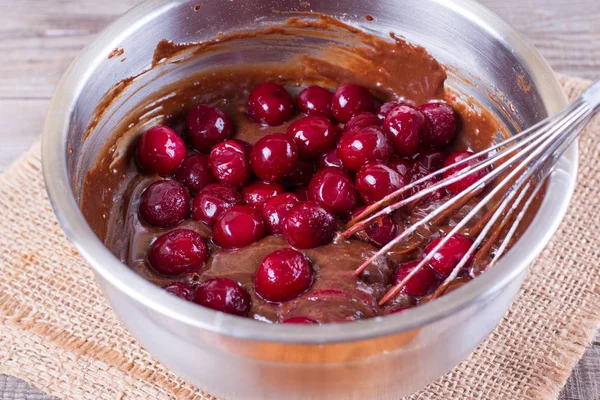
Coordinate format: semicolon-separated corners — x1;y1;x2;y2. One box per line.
0;1;597;399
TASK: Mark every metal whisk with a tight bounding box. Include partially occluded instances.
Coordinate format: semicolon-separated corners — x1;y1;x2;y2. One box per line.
345;80;600;306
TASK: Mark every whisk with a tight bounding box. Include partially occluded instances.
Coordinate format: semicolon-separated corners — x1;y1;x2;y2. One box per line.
345;80;600;306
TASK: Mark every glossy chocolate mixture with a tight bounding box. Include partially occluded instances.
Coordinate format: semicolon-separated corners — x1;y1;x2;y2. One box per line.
81;14;538;323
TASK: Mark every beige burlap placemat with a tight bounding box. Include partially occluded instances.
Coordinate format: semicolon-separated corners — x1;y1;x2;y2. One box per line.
0;75;599;400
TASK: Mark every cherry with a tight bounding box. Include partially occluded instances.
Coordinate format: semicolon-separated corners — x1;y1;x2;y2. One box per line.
336;126;393;171
332;84;376;123
351;206;397;246
355;163;408;204
394;261;438;297
388;155;412;179
343;112;380;133
241;181;286;209
293;185;310;201
248;82;295;126
296;85;333;119
383;105;423;157
174;153;217;193
209;140;251;187
186;104;233;153
193;278;251;316
286;116;337;159
136;125;186;176
409;150;447;202
283;201;337;249
254;248;313;303
148;229;207;276
282;159;315;188
250;133;298;182
376;101;400;121
418;101;458;148
317;149;345;170
283;317;318;324
212;205;266;249
424;234;474;278
442;151;489;195
308;167;360;216
261;193;300;234
191;183;242;226
139;180;190;228
161;282;196;301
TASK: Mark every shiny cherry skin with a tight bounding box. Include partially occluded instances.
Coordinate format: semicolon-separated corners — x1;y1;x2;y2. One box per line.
254;248;314;303
443;151;489;194
424;234;474;278
376;101;400;121
139;180;190;228
136;125;186;176
282;159;315;188
336;126;393;171
387;155;412;179
212;205;266;249
191;183;242;226
409;150;447;201
241;181;286;209
308;167;360;216
351;206;397;246
161;282;196;301
383;105;423;157
283;201;337;249
332;84;376;123
250;133;299;182
296;85;333;119
174;153;217;193
286;116;337;159
355;163;408;204
317;149;345;170
283;316;318;324
261;193;301;234
148;229;207;276
193;278;251;316
247;82;295;126
343;112;380;133
394;261;438;297
209;140;251;187
293;185;310;201
418;101;458;148
186;104;233;153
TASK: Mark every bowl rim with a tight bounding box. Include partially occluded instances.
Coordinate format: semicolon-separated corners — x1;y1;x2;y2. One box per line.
41;0;577;344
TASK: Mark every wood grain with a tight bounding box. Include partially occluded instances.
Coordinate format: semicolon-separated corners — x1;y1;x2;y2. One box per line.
0;1;597;399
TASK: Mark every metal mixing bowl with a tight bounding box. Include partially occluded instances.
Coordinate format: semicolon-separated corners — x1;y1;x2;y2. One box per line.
42;0;577;398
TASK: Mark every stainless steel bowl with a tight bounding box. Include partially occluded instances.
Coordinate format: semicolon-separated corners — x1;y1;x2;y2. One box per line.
42;1;577;398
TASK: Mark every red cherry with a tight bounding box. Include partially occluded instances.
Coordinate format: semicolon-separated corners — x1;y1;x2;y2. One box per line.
193;278;251;316
355;163;408;204
296;86;333;119
332;84;376;123
283;201;337;249
148;229;207;276
317;149;345;170
343;112;380;133
336;126;393;171
286;116;337;159
283;317;318;324
418;101;458;147
308;167;360;216
250;133;298;182
136;125;186;175
191;183;242;226
261;193;301;234
394;261;439;297
241;181;285;209
293;185;310;201
351;206;397;246
254;248;313;303
248;82;295;126
424;234;474;278
442;151;489;194
186;105;232;153
409;150;447;202
212;205;265;249
161;282;196;301
282;159;315;188
388;155;412;179
376;101;400;121
209;140;251;187
383;105;423;157
174;154;217;193
139;180;190;228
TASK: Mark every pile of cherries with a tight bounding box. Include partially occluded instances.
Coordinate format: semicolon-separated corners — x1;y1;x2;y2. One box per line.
135;81;483;323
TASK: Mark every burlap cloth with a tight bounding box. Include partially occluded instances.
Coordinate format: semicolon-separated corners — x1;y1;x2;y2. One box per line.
0;75;598;400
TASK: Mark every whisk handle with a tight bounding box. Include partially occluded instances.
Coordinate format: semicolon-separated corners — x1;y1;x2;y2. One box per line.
582;80;600;111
